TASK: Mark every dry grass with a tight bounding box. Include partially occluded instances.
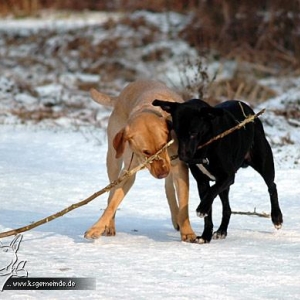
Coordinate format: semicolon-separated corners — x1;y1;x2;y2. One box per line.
11;106;64;123
207;78;277;104
180;0;300;71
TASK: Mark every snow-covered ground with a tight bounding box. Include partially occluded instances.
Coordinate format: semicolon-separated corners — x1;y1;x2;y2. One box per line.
0;123;300;300
1;11;300;300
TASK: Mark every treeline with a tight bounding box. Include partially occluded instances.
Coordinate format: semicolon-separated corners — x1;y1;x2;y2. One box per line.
1;0;299;15
0;0;199;15
1;0;299;69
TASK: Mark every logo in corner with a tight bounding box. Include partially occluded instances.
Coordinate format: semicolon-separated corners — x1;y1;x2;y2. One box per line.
0;234;28;292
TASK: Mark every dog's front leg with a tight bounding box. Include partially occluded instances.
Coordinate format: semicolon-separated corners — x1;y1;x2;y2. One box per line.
84;174;136;239
164;173;179;231
196;211;213;244
196;176;234;218
189;165;214;243
172;160;197;242
213;188;231;239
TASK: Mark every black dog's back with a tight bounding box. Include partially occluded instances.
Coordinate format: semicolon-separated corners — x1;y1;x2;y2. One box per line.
216;101;272;170
215;100;260;168
216;100;254;121
206;101;256;171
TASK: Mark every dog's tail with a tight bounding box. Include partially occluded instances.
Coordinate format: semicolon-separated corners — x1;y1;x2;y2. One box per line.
90;88;117;107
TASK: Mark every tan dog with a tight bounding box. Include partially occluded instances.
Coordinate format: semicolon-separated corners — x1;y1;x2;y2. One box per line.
84;80;196;242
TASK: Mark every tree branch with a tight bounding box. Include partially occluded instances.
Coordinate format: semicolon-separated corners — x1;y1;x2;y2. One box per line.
232;208;270;218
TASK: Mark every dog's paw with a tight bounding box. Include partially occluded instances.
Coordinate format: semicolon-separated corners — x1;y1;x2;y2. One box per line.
194;229;213;244
196;211;208;218
212;230;227;240
102;226;116;236
181;232;197;243
196;202;211;218
196;206;208;218
194;236;211;244
271;211;283;230
84;226;104;239
274;223;282;230
84;226;116;239
84;221;116;239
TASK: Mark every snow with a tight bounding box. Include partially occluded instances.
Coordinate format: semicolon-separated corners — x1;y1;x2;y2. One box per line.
0;124;300;299
0;11;121;32
1;10;300;300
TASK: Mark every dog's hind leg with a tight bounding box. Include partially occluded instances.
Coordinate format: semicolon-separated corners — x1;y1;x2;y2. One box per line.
249;131;283;229
213;188;231;239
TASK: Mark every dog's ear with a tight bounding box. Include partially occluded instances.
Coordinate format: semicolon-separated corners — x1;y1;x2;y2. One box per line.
166;119;173;131
113;128;127;159
152;99;178;114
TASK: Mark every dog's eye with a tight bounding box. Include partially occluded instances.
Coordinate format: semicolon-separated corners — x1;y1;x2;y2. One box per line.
143;150;151;156
190;133;197;139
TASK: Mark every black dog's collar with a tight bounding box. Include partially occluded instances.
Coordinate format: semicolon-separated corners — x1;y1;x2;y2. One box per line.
196;162;216;181
186;157;210;165
170;155;209;165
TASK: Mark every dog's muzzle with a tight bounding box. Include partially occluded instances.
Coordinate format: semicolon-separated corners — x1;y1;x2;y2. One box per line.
146;155;170;179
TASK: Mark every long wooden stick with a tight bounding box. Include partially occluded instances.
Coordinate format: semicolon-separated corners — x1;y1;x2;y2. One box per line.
0;140;174;239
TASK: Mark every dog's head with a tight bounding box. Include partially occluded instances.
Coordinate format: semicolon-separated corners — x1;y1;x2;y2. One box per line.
113;113;172;179
153;99;223;163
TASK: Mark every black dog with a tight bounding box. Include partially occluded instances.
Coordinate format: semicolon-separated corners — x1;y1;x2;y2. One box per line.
153;99;283;243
